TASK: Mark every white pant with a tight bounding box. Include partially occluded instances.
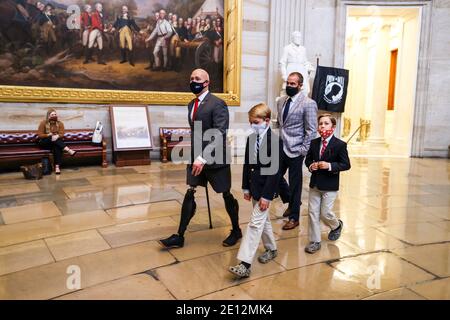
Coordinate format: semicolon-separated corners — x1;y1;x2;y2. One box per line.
237;200;277;265
308;187;340;243
82;29;89;46
88;29;103;50
153;37;168;67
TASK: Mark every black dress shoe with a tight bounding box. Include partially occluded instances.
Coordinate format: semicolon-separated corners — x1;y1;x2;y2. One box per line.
158;234;184;248
222;229;242;247
282;207;291;217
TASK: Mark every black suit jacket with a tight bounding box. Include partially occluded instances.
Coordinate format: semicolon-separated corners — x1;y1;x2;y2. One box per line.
305;136;351;191
242;129;282;201
188;92;229;170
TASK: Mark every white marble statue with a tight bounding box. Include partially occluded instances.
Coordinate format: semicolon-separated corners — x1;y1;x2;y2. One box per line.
279;31;315;96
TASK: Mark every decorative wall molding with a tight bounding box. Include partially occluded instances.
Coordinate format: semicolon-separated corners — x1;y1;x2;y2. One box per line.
0;86;240;106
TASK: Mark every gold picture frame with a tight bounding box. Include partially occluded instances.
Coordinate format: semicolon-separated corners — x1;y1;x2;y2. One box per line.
0;0;242;106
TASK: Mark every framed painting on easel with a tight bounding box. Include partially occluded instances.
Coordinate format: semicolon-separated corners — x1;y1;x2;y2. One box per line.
109;105;152;166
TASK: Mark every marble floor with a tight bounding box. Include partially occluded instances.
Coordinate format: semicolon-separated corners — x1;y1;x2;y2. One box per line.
0;157;449;300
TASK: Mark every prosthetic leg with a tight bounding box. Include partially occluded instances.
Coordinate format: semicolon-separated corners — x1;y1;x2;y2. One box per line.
177;188;197;237
222;191;242;247
159;188;197;248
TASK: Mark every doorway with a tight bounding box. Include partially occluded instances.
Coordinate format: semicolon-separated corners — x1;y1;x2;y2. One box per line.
341;6;421;157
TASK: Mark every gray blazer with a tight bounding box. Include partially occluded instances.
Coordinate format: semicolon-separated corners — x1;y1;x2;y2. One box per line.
275;93;318;158
187;92;230;169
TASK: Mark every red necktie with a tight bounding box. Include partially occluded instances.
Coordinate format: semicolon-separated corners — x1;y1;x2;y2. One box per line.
192;99;199;120
320;139;328;158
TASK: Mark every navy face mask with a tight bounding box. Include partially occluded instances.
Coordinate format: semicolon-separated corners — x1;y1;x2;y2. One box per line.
190;81;207;94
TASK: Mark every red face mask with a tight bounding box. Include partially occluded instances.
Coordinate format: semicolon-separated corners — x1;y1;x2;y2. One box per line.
49;116;58;122
318;128;334;140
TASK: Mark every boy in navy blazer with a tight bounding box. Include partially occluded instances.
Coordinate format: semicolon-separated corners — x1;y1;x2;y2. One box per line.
304;113;351;254
229;103;282;278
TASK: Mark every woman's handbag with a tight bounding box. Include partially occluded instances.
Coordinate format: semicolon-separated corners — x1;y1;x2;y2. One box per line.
92;121;103;144
20;163;43;180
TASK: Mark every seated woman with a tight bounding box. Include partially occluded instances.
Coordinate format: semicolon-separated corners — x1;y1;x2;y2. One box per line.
37;108;76;174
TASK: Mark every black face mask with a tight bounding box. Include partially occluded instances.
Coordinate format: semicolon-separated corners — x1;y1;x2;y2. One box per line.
286;85;300;97
190;81;207;94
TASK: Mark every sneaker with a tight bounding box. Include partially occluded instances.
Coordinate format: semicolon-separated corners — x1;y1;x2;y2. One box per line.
305;242;321;254
158;234;184;248
222;229;242;247
228;263;251;278
258;249;278;264
328;220;343;241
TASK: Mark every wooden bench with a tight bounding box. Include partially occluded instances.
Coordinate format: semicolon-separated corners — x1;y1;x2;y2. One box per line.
0;129;108;170
159;127;191;163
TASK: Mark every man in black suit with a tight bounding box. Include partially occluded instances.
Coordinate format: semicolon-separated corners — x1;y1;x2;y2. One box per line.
159;69;241;248
304;113;351;254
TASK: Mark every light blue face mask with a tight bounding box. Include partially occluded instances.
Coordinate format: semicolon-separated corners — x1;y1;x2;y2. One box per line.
251;123;267;135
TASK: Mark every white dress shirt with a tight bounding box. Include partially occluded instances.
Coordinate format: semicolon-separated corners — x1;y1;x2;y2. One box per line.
190;90;209;121
318;134;333;171
192;90;209;165
280;91;301;125
254;124;270;155
243;124;271;202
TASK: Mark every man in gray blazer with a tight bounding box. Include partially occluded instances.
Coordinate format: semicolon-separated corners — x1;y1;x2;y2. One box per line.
275;72;318;230
159;68;241;248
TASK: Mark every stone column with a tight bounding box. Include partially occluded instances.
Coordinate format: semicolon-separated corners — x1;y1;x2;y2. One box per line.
367;24;391;145
267;0;306;109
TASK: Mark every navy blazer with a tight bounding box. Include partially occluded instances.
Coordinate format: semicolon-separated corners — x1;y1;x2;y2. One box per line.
305;136;351;191
242;128;282;201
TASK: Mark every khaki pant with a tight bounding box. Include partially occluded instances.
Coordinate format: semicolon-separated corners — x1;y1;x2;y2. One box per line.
308;187;340;243
41;22;56;43
169;34;181;58
119;26;133;50
237;200;277;265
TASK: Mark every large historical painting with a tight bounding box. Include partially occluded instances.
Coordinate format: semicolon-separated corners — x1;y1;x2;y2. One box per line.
0;0;241;105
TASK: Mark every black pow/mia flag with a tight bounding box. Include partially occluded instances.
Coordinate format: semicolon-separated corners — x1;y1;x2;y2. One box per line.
311;65;349;113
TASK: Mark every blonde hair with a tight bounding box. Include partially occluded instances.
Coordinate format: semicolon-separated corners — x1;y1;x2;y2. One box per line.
248;103;271;120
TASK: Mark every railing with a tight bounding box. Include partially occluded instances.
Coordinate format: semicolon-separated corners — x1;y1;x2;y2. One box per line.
346;119;371;144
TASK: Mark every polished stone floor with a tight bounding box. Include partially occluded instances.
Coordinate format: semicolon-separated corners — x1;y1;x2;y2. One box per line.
0;157;449;300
